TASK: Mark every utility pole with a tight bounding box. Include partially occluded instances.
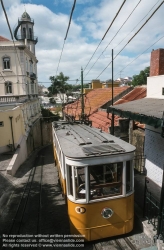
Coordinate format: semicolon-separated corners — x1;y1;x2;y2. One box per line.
81;67;85;121
111;49;114;135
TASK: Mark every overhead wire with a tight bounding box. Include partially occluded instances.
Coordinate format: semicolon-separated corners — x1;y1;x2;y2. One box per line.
114;34;164;78
64;0;76;40
55;40;66;76
82;0;127;74
84;0;142;79
96;0;164;79
55;0;76;76
114;0;161;50
0;72;6;82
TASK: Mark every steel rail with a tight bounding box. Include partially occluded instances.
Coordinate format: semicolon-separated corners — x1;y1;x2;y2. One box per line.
8;165;36;235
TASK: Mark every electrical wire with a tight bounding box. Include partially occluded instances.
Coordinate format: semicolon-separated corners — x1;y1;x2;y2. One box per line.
82;0;127;74
96;0;164;79
84;0;142;79
0;72;6;82
113;0;162;50
55;0;76;76
64;0;76;40
114;34;164;78
55;40;66;76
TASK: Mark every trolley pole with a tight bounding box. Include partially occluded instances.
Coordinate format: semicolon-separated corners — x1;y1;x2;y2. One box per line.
81;67;85;121
111;49;114;135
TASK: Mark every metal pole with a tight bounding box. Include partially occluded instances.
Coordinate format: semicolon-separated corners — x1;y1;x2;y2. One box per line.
111;49;114;135
9;116;15;151
81;67;84;121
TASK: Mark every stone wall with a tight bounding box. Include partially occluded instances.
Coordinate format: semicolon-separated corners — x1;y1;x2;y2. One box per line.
26;120;52;156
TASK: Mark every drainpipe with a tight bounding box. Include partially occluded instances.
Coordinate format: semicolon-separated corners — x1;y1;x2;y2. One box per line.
9;116;15;151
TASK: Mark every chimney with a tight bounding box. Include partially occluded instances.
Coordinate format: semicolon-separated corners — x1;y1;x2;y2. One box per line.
150;48;164;76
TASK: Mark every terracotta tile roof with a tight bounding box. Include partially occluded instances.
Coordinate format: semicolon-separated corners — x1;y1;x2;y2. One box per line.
89;86;146;132
64;86;129;119
114;86;146;105
89;111;120;133
0;36;10;41
64;86;146;132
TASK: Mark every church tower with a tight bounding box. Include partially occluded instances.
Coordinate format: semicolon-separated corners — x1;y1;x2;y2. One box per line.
14;11;38;54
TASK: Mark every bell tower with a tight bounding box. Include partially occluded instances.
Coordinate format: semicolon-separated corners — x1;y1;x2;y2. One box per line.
14;11;38;54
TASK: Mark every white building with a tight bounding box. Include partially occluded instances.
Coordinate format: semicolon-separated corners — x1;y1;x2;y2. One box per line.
108;48;164;187
0;11;41;175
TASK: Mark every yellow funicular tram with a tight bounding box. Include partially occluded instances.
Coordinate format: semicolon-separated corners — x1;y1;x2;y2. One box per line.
52;120;135;241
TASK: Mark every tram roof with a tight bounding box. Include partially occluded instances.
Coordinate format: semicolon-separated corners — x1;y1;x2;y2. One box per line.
53;121;135;158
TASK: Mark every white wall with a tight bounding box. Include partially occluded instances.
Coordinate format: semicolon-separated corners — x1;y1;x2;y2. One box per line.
7;135;28;176
144;125;164;187
147;75;164;98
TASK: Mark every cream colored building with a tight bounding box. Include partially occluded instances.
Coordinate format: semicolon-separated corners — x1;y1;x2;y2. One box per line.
0;11;41;175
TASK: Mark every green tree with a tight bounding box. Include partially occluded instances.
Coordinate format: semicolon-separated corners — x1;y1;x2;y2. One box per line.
49;97;56;104
131;66;150;86
48;72;70;95
41;107;60;122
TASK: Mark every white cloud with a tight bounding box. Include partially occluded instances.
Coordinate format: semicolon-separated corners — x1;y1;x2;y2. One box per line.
0;0;164;87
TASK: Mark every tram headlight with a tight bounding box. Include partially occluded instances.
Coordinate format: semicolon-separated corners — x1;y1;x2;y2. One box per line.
101;207;114;219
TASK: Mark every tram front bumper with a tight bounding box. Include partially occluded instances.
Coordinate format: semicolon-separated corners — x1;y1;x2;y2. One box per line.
70;217;134;241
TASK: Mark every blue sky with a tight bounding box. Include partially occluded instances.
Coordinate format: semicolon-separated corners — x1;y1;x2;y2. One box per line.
1;0;164;87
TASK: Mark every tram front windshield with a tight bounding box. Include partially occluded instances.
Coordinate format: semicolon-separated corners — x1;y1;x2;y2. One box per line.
88;163;122;199
68;161;133;201
67;161;133;200
76;163;123;200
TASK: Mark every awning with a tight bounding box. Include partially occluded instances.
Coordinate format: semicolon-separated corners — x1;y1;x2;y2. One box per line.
107;98;164;128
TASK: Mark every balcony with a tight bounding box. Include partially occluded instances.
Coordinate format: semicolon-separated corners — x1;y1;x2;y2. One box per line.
30;72;36;80
0;95;38;104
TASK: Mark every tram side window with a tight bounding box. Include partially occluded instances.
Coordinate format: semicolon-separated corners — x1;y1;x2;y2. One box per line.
89;162;123;200
75;167;86;200
67;165;73;196
126;161;133;194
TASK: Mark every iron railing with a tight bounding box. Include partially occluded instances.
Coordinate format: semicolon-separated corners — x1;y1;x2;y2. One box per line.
143;178;159;231
0;95;38;104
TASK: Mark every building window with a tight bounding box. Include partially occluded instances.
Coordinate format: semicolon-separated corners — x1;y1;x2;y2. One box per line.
26;81;29;94
29;28;32;39
30;61;33;73
3;57;10;70
26;58;28;72
31;82;34;94
162;88;164;95
5;81;12;94
23;27;26;39
0;121;4;127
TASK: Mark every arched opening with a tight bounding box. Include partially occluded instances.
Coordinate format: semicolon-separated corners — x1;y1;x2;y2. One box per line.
29;28;32;39
23;27;26;39
3;57;10;69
